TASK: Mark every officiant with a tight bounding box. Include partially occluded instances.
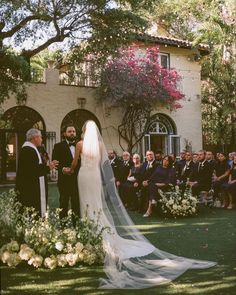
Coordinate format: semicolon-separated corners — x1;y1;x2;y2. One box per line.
16;129;58;217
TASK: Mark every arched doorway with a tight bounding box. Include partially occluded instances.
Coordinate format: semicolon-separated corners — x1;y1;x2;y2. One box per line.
143;113;180;156
0;106;46;182
61;109;101;140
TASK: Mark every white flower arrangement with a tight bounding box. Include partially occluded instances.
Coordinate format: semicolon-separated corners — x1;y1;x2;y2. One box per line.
0;190;107;269
158;186;198;217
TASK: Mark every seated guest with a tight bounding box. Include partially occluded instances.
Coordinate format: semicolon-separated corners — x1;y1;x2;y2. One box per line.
176;150;187;178
222;155;236;209
192;152;198;163
120;154;142;210
116;151;133;203
212;152;231;206
169;153;178;170
178;150;186;167
177;151;194;190
155;150;163;166
143;155;176;217
206;150;216;174
108;149;121;184
135;151;158;213
188;150;213;196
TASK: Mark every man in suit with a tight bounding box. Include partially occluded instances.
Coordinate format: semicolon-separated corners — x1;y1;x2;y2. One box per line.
52;125;80;219
135;150;158;213
188;150;213;196
16;129;58;216
108;149;121;183
177;151;195;191
116;151;133;205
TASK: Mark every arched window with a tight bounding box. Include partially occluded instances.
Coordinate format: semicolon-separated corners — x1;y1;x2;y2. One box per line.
0;106;46;182
143;113;179;156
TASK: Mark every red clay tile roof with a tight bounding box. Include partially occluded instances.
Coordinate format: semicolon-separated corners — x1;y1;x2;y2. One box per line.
136;34;210;55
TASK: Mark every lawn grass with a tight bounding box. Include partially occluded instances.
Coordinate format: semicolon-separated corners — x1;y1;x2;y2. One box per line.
1;184;236;294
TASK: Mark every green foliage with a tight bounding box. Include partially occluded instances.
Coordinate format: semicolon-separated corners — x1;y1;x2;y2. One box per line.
0;0;151;103
150;0;236;150
0;190;107;268
0;189;23;246
0;48;29;104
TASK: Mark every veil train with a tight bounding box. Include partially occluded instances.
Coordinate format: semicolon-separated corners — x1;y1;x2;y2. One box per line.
80;121;216;289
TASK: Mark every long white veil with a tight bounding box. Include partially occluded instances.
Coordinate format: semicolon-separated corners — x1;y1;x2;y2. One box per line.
81;121;216;289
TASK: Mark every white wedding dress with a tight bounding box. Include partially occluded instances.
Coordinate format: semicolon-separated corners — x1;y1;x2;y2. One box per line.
77;121;216;289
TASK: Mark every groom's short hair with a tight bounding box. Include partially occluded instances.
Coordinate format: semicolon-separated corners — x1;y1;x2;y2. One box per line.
62;125;76;133
26;129;42;141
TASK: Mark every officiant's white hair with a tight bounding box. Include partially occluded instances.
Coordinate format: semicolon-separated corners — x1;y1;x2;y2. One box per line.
26;128;42;141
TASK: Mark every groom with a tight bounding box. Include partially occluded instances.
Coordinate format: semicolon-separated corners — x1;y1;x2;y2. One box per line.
52;125;80;219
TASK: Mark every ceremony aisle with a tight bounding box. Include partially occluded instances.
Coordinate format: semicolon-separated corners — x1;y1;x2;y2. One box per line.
0;184;236;295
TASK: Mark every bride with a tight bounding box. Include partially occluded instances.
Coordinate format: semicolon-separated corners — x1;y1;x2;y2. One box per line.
70;120;216;289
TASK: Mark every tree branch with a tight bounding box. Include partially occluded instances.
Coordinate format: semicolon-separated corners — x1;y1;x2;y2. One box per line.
21;32;70;58
0;15;50;40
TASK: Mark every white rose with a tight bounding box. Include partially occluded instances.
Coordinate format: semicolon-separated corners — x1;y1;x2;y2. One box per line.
1;251;11;263
66;253;79;266
28;255;43;268
44;256;57;269
192;208;196;213
6;253;21;267
19;244;35;261
75;242;84;254
55;241;64;252
57;254;67;267
173;204;178;210
168;199;174;205
7;241;19;252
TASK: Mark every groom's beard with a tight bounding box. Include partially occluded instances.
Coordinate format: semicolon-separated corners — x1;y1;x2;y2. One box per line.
65;136;76;142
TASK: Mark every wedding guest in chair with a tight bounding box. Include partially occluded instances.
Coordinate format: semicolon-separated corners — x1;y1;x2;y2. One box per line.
143;155;176;217
120;154;142;210
135;151;158;213
212;152;231;207
222;155;236;209
188;150;213;197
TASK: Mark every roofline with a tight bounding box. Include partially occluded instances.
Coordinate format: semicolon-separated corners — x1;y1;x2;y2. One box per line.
136;34;210;55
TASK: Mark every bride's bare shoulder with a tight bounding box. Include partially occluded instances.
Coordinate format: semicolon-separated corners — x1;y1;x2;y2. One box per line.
76;140;83;151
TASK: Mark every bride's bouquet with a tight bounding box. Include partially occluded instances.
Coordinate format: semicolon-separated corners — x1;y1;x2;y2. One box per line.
0;190;107;269
158;185;198;217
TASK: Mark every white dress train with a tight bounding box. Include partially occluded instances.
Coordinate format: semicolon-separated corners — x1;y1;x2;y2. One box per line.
77;120;216;290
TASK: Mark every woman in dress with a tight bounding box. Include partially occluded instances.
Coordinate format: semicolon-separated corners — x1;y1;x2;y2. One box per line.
222;155;236;209
70;120;216;289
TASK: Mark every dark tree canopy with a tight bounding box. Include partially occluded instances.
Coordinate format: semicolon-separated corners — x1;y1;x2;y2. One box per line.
0;0;153;103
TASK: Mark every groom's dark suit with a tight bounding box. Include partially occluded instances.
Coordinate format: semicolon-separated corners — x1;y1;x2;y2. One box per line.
52;141;80;218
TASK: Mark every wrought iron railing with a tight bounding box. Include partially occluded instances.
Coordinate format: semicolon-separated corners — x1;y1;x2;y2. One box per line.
59;71;100;87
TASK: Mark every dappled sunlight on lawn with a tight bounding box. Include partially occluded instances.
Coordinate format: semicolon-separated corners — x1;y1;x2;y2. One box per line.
1;186;235;294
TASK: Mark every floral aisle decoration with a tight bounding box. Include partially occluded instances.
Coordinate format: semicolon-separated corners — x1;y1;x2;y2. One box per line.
0;190;108;269
158;186;198;217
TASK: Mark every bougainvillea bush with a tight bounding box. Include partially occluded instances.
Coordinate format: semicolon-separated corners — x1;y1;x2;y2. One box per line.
99;46;184;151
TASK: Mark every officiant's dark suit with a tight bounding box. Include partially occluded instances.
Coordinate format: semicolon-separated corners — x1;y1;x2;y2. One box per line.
52;126;80;218
15;129;56;216
16;146;50;215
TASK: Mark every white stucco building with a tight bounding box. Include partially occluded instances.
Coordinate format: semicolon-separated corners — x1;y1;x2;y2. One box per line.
0;35;209;182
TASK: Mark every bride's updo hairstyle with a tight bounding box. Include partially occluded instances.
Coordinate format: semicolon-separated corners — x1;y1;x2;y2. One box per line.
82;120;101;159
